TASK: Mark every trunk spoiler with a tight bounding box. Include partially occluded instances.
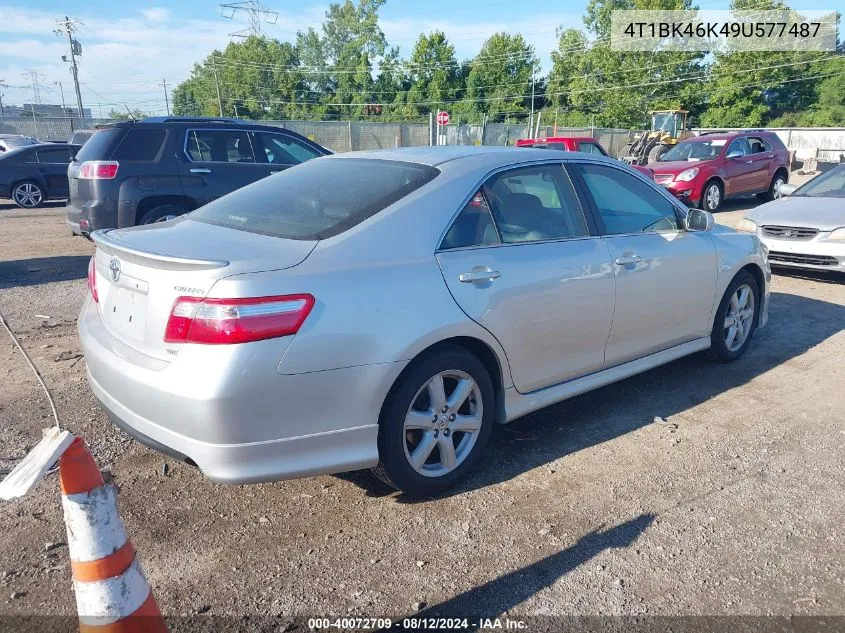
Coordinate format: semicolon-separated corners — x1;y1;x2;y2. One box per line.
91;230;230;271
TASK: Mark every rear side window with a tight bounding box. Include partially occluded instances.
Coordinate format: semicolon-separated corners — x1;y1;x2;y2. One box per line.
74;128;123;162
37;148;72;163
440;192;500;250
577;142;606;155
190;158;438;240
112;129;166;161
186;130;253;163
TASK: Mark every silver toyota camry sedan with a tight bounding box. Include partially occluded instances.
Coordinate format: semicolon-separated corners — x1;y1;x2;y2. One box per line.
79;146;770;495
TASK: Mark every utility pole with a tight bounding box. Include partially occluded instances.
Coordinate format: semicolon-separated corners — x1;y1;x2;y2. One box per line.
161;78;170;116
55;16;85;119
210;57;223;116
529;60;536;138
55;81;67;115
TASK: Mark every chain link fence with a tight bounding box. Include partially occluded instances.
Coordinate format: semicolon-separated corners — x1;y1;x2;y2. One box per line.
0;117;636;155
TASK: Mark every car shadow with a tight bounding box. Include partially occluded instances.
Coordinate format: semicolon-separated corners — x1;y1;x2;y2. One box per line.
392;513;655;624
342;291;845;501
772;267;843;285
0;200;66;212
0;255;90;289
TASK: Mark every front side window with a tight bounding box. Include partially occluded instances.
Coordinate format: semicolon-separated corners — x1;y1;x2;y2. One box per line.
440;191;500;250
482;165;588;243
577;163;679;235
726;138;749;158
253;132;322;165
186;130;254;163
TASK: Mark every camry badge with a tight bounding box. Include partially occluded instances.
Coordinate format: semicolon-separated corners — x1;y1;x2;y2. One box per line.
109;258;121;282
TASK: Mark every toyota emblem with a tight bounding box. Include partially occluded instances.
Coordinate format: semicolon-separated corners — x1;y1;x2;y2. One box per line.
109;258;121;282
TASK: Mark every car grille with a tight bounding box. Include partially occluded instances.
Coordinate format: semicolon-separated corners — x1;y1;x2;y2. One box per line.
655;174;673;185
768;251;839;267
762;225;818;240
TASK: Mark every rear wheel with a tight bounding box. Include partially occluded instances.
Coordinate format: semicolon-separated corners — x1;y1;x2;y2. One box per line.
699;180;722;212
139;204;187;225
706;270;759;362
12;181;44;209
372;345;494;496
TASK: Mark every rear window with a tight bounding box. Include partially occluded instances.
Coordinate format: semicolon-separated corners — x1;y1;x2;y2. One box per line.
112;128;166;161
74;128;123;162
189;158;439;240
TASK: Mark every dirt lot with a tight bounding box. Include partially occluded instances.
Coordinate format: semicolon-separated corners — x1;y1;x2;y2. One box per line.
0;198;843;625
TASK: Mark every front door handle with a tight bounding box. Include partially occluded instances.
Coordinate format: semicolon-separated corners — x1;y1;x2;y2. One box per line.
190;168;211;174
614;254;642;266
459;267;501;283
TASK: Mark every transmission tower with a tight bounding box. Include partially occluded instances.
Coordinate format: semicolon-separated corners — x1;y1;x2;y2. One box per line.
23;69;43;104
218;0;278;38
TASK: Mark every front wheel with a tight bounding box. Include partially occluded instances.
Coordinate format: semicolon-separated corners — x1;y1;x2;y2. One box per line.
372;345;494;495
12;181;45;209
706;271;759;362
699;180;722;213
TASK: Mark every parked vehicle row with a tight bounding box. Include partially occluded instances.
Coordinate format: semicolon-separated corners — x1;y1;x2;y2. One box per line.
80;146;770;495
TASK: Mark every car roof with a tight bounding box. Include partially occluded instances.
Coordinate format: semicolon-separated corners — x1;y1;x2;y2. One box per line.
520;137;597;143
323;145;617;168
688;131;776;142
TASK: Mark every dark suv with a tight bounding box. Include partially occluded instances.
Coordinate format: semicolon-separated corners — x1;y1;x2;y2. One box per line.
65;117;330;235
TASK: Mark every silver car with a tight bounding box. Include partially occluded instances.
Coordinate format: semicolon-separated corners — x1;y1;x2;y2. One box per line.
79;147;770;495
739;165;845;273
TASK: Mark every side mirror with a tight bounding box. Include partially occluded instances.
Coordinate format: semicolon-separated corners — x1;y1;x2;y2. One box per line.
778;183;797;196
686;208;714;232
726;150;743;159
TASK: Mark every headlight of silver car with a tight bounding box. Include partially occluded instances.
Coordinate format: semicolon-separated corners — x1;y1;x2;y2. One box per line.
736;218;757;233
828;227;845;241
676;168;699;182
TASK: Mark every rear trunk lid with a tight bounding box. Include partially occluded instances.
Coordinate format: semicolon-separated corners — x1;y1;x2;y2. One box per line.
91;218;316;360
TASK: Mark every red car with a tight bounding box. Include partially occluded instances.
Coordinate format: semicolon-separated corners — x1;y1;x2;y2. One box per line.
516;136;655;180
648;131;790;212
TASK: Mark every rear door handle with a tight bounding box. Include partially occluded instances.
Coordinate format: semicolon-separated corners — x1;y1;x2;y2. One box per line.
459;267;501;283
614;254;642;266
190;168;211;174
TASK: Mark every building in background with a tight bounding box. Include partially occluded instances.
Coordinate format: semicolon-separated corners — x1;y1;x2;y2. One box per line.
1;103;92;118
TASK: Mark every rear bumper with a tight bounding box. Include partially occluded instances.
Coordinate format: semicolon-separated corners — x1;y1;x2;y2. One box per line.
79;296;402;484
66;198;118;233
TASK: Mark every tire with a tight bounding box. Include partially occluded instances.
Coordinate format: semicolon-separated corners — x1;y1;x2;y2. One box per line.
372;345;495;496
11;180;45;209
706;270;759;363
759;171;788;202
647;144;667;164
698;179;723;212
139;204;187;225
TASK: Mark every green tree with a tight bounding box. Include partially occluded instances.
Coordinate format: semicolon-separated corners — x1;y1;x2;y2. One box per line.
107;108;149;120
405;31;462;119
465;33;538;122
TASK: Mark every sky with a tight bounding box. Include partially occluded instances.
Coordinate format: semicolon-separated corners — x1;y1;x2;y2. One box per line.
0;0;831;116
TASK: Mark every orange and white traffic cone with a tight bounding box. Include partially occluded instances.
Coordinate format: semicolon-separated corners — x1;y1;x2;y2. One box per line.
59;437;168;633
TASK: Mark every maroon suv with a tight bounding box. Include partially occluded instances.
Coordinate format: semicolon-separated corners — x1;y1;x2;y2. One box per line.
648;131;790;212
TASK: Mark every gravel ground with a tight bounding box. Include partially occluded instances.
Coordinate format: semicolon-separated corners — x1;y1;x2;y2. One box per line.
0;198;843;625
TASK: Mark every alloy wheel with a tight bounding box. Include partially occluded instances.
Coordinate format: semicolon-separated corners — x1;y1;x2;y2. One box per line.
705;184;720;211
13;183;43;208
403;370;483;478
723;284;755;352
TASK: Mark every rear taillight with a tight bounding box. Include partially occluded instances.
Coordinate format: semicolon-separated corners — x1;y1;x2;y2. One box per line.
164;294;315;344
87;257;98;303
78;161;119;180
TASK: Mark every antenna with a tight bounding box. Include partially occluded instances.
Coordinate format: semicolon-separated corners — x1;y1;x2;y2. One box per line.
218;0;278;39
124;105;136;121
